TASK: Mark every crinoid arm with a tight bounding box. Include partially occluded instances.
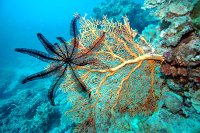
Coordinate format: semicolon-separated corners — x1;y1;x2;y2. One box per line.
69;64;88;93
56;37;67;44
21;63;65;84
73;58;109;71
70;13;80;38
15;48;60;62
74;32;106;60
48;64;68;106
72;58;97;66
37;33;59;56
54;43;67;59
56;37;69;57
70;14;80;58
37;33;65;59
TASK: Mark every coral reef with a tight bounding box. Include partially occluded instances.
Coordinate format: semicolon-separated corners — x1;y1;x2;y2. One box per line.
139;0;200;131
144;0;200;107
93;0;158;33
61;16;164;132
161;32;200;86
159;31;199;117
141;24;164;53
1;0;199;132
144;0;199;47
0;77;53;132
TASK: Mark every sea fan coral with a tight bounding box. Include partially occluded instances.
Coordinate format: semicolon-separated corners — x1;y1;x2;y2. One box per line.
62;16;164;132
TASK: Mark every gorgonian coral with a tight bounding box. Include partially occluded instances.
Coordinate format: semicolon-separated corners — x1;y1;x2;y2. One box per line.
62;16;164;132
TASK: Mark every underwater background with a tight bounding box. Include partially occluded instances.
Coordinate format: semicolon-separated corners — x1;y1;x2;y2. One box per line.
0;0;200;132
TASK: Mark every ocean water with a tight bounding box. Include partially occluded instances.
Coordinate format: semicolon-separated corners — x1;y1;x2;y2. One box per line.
0;0;105;67
0;0;199;132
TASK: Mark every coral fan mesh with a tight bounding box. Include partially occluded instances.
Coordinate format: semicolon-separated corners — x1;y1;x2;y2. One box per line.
61;16;163;132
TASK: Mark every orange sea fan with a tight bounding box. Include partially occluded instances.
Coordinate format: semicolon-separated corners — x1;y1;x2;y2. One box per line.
62;16;164;132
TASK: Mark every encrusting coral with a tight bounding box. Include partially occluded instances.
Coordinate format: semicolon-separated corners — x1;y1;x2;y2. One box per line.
61;16;164;132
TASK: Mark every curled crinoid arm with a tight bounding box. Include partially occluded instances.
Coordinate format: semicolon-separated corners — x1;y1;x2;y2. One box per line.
73;12;81;19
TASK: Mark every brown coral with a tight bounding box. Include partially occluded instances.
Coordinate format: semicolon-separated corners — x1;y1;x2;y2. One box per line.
161;32;200;86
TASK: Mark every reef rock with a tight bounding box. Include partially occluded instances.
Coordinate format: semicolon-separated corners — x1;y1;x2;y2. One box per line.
166;79;183;91
161;32;200;88
168;1;193;16
191;90;200;113
190;0;200;34
163;92;183;113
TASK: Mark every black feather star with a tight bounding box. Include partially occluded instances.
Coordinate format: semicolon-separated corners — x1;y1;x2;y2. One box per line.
15;14;105;106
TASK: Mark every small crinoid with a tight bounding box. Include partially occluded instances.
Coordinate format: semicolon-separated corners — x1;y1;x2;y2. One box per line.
15;14;106;106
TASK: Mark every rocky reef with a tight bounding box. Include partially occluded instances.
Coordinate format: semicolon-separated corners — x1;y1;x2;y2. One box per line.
161;32;200;86
141;0;200;131
143;0;200;92
145;0;199;46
